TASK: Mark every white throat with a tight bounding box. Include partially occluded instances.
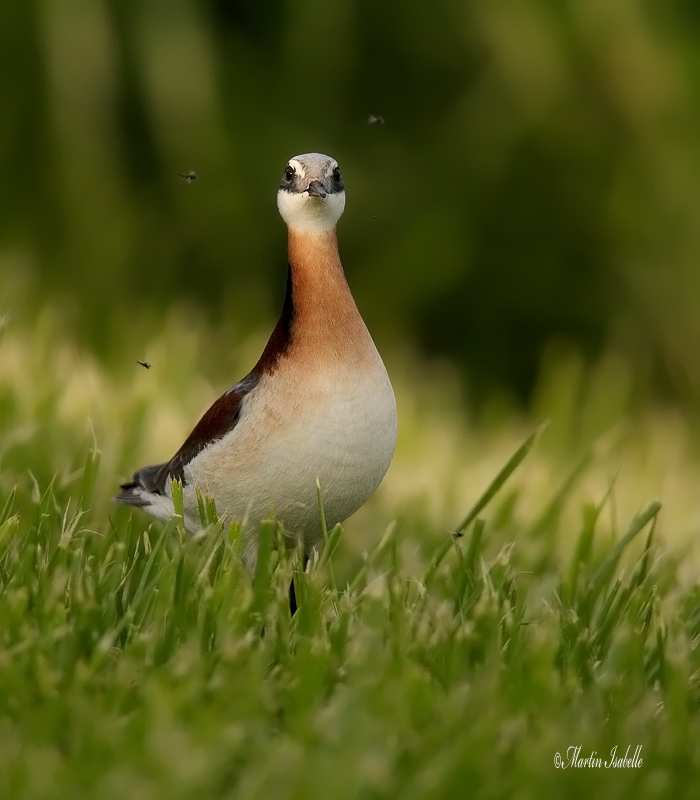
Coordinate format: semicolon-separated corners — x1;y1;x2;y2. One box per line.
277;190;346;233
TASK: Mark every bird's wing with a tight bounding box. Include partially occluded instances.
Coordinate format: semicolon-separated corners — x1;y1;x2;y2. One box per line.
116;266;296;508
115;373;259;504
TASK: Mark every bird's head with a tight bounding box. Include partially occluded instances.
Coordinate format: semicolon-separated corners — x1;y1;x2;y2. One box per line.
277;153;345;233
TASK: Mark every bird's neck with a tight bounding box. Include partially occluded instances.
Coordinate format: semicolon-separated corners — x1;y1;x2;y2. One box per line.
255;227;371;376
287;228;356;324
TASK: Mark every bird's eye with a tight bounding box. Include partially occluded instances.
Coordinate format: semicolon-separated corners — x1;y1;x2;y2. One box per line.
333;166;341;180
284;166;295;180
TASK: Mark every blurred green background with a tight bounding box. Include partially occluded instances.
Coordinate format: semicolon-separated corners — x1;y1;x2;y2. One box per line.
4;0;700;409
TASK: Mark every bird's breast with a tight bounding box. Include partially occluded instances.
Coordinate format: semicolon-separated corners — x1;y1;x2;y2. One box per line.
183;345;397;540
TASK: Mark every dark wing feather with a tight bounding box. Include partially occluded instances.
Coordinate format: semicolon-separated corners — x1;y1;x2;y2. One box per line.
166;373;259;485
116;373;259;501
116;265;296;506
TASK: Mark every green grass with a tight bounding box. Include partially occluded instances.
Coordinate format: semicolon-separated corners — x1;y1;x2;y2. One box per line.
2;317;700;798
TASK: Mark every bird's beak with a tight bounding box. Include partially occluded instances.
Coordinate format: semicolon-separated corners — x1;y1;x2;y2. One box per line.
306;180;327;198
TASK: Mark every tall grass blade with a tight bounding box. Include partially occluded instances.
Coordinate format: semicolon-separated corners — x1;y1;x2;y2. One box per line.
0;486;17;526
315;478;337;589
78;447;101;514
349;520;398;593
316;523;343;580
251;519;276;619
560;502;600;609
584;500;662;611
529;449;592;538
170;478;185;518
425;426;543;586
635;512;658;587
204;493;219;527
195;485;207;528
455;424;545;536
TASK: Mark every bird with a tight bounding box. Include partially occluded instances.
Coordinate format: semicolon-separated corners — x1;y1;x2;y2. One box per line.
116;152;398;602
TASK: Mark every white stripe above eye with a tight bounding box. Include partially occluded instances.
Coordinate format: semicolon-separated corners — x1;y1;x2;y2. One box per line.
288;159;305;179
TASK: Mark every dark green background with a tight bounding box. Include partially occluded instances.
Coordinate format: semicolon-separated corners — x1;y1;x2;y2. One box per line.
4;0;700;407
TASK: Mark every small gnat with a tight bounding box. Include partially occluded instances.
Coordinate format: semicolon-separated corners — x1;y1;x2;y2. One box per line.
367;115;385;126
136;360;152;369
179;170;197;183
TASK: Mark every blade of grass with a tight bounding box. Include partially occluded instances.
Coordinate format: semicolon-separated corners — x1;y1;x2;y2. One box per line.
634;512;658;587
170;478;185;518
227;520;244;560
78;447;101;514
315;478;338;591
560;502;600;609
455;424;546;536
529;448;592;538
130;519;177;609
583;500;662;613
316;524;343;582
425;425;545;586
349;520;399;594
204;493;219;527
195;485;207;529
250;519;276;619
0;486;17;526
454;518;486;615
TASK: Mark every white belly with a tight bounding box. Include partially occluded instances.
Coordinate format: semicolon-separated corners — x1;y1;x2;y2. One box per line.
181;359;397;554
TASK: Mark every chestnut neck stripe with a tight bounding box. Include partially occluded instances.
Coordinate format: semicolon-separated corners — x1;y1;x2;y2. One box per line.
254;265;295;376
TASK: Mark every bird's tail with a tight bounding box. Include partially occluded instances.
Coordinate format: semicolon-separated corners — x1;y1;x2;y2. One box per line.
114;481;151;507
114;463;169;507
